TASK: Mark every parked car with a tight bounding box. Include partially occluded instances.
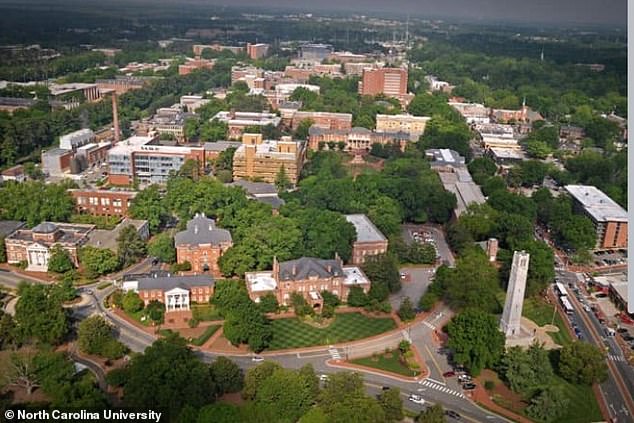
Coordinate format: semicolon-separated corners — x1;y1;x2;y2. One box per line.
408;394;425;405
400;272;407;279
319;374;329;382
251;356;264;362
442;371;456;378
458;374;472;383
462;383;476;390
382;386;391;391
445;410;462;420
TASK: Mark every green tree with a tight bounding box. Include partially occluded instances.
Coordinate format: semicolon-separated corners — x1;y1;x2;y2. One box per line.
116;334;217;414
15;283;68;345
79;246;119;279
346;286;368;307
255;367;317;422
525;386;569;422
362;254;401;302
318;372;386;423
122;290;144;314
274;165;292;191
378;388;403;422
467;157;497;185
558;341;608;385
0;310;18;349
47;245;74;274
242;361;281;400
499;344;553;395
0;236;6;262
397;297;416;322
129;185;168;234
209;356;243;397
3;351;40;395
416;404;446;423
78;315;126;360
145;300;165;325
117;225;146;267
223;301;272;352
446;309;505;376
147;233;176;264
295;118;314;140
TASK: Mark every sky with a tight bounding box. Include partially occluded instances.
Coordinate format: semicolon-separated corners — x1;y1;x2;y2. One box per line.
201;0;627;26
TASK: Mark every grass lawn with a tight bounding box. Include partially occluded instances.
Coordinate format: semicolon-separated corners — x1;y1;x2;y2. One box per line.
97;281;111;290
522;297;572;346
552;376;602;423
191;304;223;321
191;325;221;346
351;350;420;377
268;313;396;350
126;309;150;326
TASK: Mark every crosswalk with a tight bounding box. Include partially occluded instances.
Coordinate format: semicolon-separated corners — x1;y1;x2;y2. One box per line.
608;354;626;362
418;379;465;398
423;321;436;330
328;347;342;360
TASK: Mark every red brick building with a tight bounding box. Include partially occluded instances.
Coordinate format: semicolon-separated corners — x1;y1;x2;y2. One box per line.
178;57;215;76
344;214;388;265
290;111;352;131
245;256;370;312
123;273;215;311
246;43;270;60
69;189;138;217
174;213;233;278
358;67;408;98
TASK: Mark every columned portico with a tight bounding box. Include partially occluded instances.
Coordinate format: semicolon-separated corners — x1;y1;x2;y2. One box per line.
165;287;190;311
26;243;50;272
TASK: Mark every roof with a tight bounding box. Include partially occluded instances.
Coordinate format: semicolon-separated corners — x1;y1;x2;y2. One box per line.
174;213;232;246
278;257;344;281
564;185;628;223
229;180;278;195
343;266;370;286
42;148;72;157
245;271;278;292
345;214;386;243
253;195;285;209
0;97;36;107
87;219;148;251
1;165;24;176
426;149;465;166
137;274;214;291
33;222;58;233
0;220;25;237
203;141;241;152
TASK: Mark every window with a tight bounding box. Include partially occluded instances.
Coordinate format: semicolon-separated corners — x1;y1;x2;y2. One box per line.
89;197;98;205
100;197;110;206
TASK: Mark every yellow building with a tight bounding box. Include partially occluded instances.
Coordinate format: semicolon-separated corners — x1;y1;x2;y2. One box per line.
375;114;431;140
232;133;306;185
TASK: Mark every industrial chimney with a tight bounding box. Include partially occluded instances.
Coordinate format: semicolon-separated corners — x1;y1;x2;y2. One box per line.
111;92;120;143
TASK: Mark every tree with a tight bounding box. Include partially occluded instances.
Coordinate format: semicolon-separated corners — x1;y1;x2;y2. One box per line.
178;158;201;180
117;225;146;267
3;352;39;395
47;245;74;273
295;118;314;140
291;292;313;317
223;301;272;352
211;279;251;314
15;283;68;345
416;404;446;423
0;310;18;349
145;300;165;325
346;286;368;307
79;246;119;279
274;165;292;191
467;157;497;185
0;236;5;262
243;361;282;400
117;334;217;414
362;254;401;302
257;292;279;313
378;388;403;422
398;297;416;322
558;341;608;385
122;290;144;314
525;386;569;422
318;372;386;423
129;185;168;233
209;356;243;397
446;309;505;376
255;367;316;422
498;344;552;395
147;233;176;264
78;315;126;360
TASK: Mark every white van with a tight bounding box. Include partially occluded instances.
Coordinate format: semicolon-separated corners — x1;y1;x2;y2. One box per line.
605;328;616;337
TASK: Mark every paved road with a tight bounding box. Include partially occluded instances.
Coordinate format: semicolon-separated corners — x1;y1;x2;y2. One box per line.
557;269;634;422
0;270;49;290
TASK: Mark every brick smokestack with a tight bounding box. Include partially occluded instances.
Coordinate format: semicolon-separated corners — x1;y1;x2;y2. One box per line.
111;92;120;143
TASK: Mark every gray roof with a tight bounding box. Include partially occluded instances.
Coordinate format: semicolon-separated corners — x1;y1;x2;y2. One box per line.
204;141;242;152
32;222;58;233
137;274;214;291
345;214;387;243
229;180;278;195
254;195;285;209
279;257;343;281
174;214;232;246
0;220;25;237
564;185;628;223
42;148;71;157
0;97;36;107
350;126;372;134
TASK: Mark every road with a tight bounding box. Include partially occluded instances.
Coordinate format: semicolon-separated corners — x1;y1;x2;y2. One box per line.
557;269;634;422
0;269;49;290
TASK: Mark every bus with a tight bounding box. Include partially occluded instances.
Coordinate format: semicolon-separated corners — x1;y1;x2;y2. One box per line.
560;295;574;315
555;282;567;297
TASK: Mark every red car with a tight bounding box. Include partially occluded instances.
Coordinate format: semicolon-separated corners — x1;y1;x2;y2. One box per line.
443;371;456;377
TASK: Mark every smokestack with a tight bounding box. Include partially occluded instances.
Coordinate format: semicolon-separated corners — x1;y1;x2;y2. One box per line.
112;92;120;144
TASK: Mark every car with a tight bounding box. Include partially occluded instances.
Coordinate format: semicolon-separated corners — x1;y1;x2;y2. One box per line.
442;371;456;377
319;374;329;382
400;272;407;279
381;386;391;391
408;394;425;405
462;383;476;390
622;334;634;342
596;293;608;298
251;355;264;362
445;410;462;420
458;374;472;382
616;327;628;333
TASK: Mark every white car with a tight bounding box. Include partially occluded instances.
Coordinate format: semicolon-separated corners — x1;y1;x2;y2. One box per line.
251;355;264;362
408;394;425;405
319;374;329;382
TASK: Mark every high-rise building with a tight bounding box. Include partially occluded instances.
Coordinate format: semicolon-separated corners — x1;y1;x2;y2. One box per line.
500;251;530;338
358;67;408;98
246;43;270;60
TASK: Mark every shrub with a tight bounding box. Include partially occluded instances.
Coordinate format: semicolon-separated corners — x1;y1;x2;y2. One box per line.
484;380;495;391
188;318;200;328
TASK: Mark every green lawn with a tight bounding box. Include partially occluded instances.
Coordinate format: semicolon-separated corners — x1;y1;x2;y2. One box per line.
191;325;220;346
352;350;420;377
522;297;572;346
191;304;223;321
268;313;396;350
552;376;602;423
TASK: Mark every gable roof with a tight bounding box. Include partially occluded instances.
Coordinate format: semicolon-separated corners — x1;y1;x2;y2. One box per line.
137;274;214;291
174;213;232;246
278;257;343;281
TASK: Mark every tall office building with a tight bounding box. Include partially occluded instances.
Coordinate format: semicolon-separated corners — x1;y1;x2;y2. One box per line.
358;67;408;98
500;251;530;338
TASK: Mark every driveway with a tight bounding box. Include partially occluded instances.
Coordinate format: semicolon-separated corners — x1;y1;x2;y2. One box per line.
391;266;435;310
401;224;454;267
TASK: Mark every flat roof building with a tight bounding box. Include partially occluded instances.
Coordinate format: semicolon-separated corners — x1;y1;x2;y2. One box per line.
213;111;282;140
345;214;388;265
376;114;430;140
358;67;408;100
564;185;628;250
69;189;138;217
59;128;96;150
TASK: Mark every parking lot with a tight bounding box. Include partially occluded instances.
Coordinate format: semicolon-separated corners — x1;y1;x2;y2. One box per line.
592;250;627;268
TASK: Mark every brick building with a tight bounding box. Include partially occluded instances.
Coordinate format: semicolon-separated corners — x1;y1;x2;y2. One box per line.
178;57;215;76
358;67;408;99
123;274;215;311
375;114;430;140
246;43;270;60
232;133;306;185
5;222;94;272
175;213;233;278
70;189;138;217
564;185;628;250
1;165;26;183
344;214;388;265
245;256;370;312
308;125;410;152
213;111;282;140
96;77;149;95
41;148;74;176
290;111;352;131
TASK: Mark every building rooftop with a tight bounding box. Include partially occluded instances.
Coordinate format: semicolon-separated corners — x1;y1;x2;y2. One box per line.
42;148;72;157
1;165;24;177
174;213;232;246
345;214;386;243
376;113;430;122
203;141;242;152
279;257;344;281
564;185;628;223
229;180;278;196
439;173;486;217
245;271;278;292
343;266;370;286
87;219;148;251
425;149;465;167
0;220;25;237
0;97;36;107
488;148;526;161
137;274;214;291
7;222;94;244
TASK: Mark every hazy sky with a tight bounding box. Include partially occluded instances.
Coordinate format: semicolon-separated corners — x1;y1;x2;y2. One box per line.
203;0;627;26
